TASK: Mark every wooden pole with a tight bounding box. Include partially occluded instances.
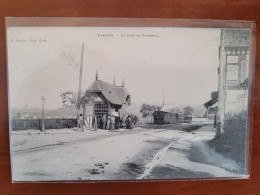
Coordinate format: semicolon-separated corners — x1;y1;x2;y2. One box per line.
217;31;226;135
77;43;84;131
163;88;165;106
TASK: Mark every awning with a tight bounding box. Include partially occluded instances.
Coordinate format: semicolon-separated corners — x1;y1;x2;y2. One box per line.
204;97;218;108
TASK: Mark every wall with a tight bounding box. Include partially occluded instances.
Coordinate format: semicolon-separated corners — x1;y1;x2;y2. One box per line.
11;118;77;130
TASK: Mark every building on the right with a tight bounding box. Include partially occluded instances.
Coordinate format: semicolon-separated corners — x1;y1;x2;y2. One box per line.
217;29;250;135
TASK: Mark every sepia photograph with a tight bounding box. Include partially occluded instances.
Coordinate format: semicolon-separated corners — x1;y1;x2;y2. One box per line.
7;24;252;181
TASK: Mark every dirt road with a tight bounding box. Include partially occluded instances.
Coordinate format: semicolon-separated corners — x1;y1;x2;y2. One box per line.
11;125;242;181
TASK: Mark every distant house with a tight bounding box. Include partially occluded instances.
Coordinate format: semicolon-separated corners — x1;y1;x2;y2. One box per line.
204;91;218;120
82;73;131;123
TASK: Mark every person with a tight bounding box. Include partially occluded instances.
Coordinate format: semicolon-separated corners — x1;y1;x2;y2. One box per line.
126;115;133;129
121;114;127;128
106;115;111;130
92;115;97;131
115;116;120;129
214;115;217;129
79;114;84;130
134;115;139;126
102;114;107;129
111;115;115;130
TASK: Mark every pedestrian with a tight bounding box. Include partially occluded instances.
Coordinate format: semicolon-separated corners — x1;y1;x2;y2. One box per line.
111;115;115;130
79;113;84;130
106;115;111;130
214;115;217;129
102;114;107;129
122;114;126;127
92;115;97;131
115;116;120;129
134;115;139;126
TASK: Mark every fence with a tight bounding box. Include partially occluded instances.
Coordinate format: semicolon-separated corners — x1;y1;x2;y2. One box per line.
11;118;77;130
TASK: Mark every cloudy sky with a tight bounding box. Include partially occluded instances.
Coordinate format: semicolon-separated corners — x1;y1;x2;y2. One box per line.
7;27;220;109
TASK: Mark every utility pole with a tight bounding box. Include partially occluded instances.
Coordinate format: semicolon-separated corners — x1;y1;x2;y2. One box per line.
217;31;226;136
77;43;84;131
163;88;165;106
41;96;46;132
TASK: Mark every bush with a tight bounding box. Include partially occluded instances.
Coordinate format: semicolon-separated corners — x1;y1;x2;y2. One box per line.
209;110;248;173
223;110;247;147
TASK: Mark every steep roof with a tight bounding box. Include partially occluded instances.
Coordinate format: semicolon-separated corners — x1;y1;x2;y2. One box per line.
86;80;130;105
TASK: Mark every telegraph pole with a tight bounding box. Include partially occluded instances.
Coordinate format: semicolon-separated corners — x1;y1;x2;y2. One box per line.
77;43;84;131
163;88;165;106
41;96;46;132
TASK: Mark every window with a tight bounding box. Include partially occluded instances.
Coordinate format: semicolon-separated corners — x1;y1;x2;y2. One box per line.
94;102;108;122
241;60;248;83
227;56;238;63
227;65;239;81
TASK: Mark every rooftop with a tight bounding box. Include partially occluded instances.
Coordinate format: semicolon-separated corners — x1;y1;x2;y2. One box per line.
85;79;130;105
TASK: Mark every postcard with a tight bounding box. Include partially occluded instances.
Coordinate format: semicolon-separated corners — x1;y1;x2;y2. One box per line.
6;18;254;182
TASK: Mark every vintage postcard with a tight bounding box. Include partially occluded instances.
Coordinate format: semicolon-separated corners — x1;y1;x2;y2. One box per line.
6;18;254;182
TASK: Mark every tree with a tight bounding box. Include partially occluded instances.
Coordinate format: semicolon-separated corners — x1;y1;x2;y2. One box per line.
60;91;79;108
140;104;151;118
140;103;162;118
61;44;85;130
60;91;93;108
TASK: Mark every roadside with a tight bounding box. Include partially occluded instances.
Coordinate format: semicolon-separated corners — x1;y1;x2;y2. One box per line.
137;125;242;179
11;128;143;154
11;127;182;181
139;122;210;132
11;124;244;181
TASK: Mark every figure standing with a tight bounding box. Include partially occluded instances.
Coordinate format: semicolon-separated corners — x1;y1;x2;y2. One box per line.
102;114;107;129
111;115;115;130
106;115;111;130
79;114;84;130
92;115;97;131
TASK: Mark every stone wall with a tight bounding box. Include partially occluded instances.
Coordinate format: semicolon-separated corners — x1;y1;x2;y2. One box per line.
11;118;77;130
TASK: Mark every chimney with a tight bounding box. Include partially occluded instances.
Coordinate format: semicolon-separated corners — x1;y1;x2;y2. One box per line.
95;70;99;80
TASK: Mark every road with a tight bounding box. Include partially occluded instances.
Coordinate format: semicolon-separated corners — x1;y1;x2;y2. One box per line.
11;125;242;181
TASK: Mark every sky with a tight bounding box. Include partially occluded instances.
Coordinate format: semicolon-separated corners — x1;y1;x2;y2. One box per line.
7;27;221;109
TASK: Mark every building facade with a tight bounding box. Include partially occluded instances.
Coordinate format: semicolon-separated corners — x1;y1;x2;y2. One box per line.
82;74;131;125
217;29;250;134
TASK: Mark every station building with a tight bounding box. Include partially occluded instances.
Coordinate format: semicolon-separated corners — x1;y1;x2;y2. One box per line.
82;73;131;123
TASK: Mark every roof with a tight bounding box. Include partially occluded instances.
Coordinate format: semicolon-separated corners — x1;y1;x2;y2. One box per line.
86;80;130;105
204;91;218;108
204;97;218;108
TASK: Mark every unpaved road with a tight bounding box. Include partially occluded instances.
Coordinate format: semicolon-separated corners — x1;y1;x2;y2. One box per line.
11;125;242;181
